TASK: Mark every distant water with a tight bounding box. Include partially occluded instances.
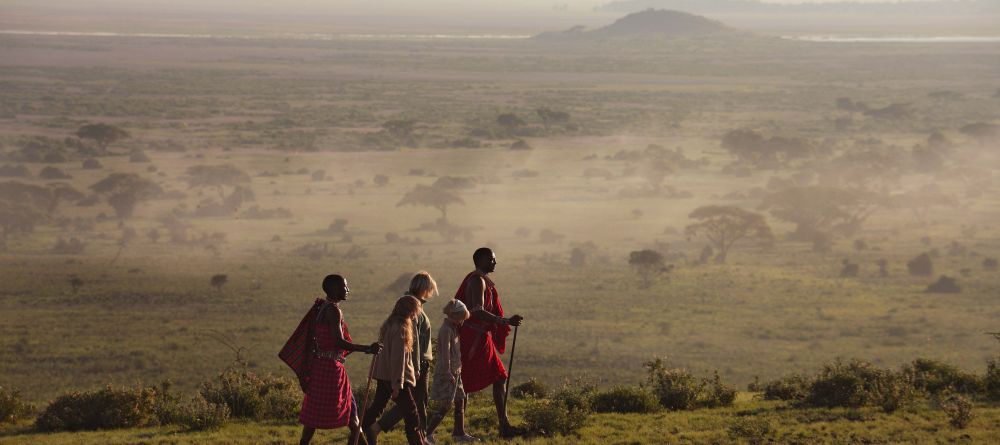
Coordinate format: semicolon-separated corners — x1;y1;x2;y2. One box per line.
786;35;1000;43
0;30;531;40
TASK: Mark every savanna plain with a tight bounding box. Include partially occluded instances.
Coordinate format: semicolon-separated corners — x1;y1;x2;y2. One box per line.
1;23;1000;444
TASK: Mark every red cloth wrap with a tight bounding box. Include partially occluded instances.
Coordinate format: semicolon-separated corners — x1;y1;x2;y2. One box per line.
455;272;511;393
281;299;355;429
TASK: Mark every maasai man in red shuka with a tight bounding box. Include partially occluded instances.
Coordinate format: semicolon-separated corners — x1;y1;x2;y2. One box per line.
286;274;382;445
455;247;525;438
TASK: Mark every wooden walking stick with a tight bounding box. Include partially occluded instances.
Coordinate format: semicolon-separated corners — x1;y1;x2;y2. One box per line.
351;351;379;445
503;324;519;412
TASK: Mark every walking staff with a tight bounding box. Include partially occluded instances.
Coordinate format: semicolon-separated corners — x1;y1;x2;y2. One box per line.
453;247;525;438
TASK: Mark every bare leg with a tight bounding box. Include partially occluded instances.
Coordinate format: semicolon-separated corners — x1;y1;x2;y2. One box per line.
492;379;512;431
299;426;315;445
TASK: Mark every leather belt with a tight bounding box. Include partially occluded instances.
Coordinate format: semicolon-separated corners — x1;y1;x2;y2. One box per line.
313;349;346;363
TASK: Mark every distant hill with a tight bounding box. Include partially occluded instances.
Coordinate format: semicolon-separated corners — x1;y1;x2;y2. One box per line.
596;0;1000;15
534;9;736;41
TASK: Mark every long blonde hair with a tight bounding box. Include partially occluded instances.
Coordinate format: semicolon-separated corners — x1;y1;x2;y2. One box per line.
407;271;438;301
380;295;420;352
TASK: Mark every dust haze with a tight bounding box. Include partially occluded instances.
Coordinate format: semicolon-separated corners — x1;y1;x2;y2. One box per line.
1;0;999;438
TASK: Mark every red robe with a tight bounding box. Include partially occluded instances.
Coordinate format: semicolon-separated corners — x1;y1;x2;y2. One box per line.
455;271;511;393
280;299;356;429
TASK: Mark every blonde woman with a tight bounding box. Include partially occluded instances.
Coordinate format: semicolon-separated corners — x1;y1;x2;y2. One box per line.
425;299;475;444
372;272;437;442
362;295;425;445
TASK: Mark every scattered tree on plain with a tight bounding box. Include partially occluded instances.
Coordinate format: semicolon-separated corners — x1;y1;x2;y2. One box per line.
629;249;669;288
397;184;464;220
90;173;163;219
185;165;251;199
75;123;130;153
210;274;228;291
758;186;882;241
536;107;570;130
685;205;772;263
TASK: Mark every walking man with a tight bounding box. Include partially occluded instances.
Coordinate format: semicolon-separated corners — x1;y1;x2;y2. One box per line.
454;247;524;437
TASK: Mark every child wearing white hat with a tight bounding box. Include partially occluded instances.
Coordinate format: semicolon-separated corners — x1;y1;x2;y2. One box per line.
425;299;477;443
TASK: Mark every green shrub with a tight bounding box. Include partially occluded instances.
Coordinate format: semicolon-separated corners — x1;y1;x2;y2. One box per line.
199;367;299;421
872;372;917;413
523;387;591;436
644;359;702;410
805;360;891;408
939;393;974;429
511;378;549;399
0;386;35;424
146;381;184;425
590;386;660;413
903;358;982;395
35;384;160;431
985;357;1000;401
179;394;230;431
644;359;735;410
728;416;774;445
260;377;300;422
702;371;737;408
762;374;811;402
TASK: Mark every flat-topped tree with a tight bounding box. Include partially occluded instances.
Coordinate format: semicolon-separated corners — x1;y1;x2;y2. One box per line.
90;173;163;219
758;186;882;241
685;205;772;263
75;123;129;154
0;199;45;241
536;107;570;131
397;184;464;221
628;249;667;288
185;164;251;199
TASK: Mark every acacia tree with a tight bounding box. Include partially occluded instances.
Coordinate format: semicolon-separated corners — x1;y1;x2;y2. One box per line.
536;107;570;131
721;129;813;167
90;173;163;219
497;113;526;136
889;187;958;225
628;249;666;288
0;181;81;240
0;200;45;241
397;184;464;221
75;123;130;153
185;164;251;199
758;186;882;241
685;205;772;263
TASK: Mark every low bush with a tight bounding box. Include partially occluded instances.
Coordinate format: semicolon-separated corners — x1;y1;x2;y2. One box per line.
644;359;736;410
702;372;737;408
0;386;35;424
939;393;974;429
35;384;161;431
804;360;879;408
511;378;549;399
871;372;917;413
523;386;591;436
908;252;933;276
728;416;774;445
178;394;230;431
589;386;660;413
199;367;299;421
986;357;1000;401
926;275;960;293
903;358;982;395
645;359;702;410
762;374;811;402
804;360;916;412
